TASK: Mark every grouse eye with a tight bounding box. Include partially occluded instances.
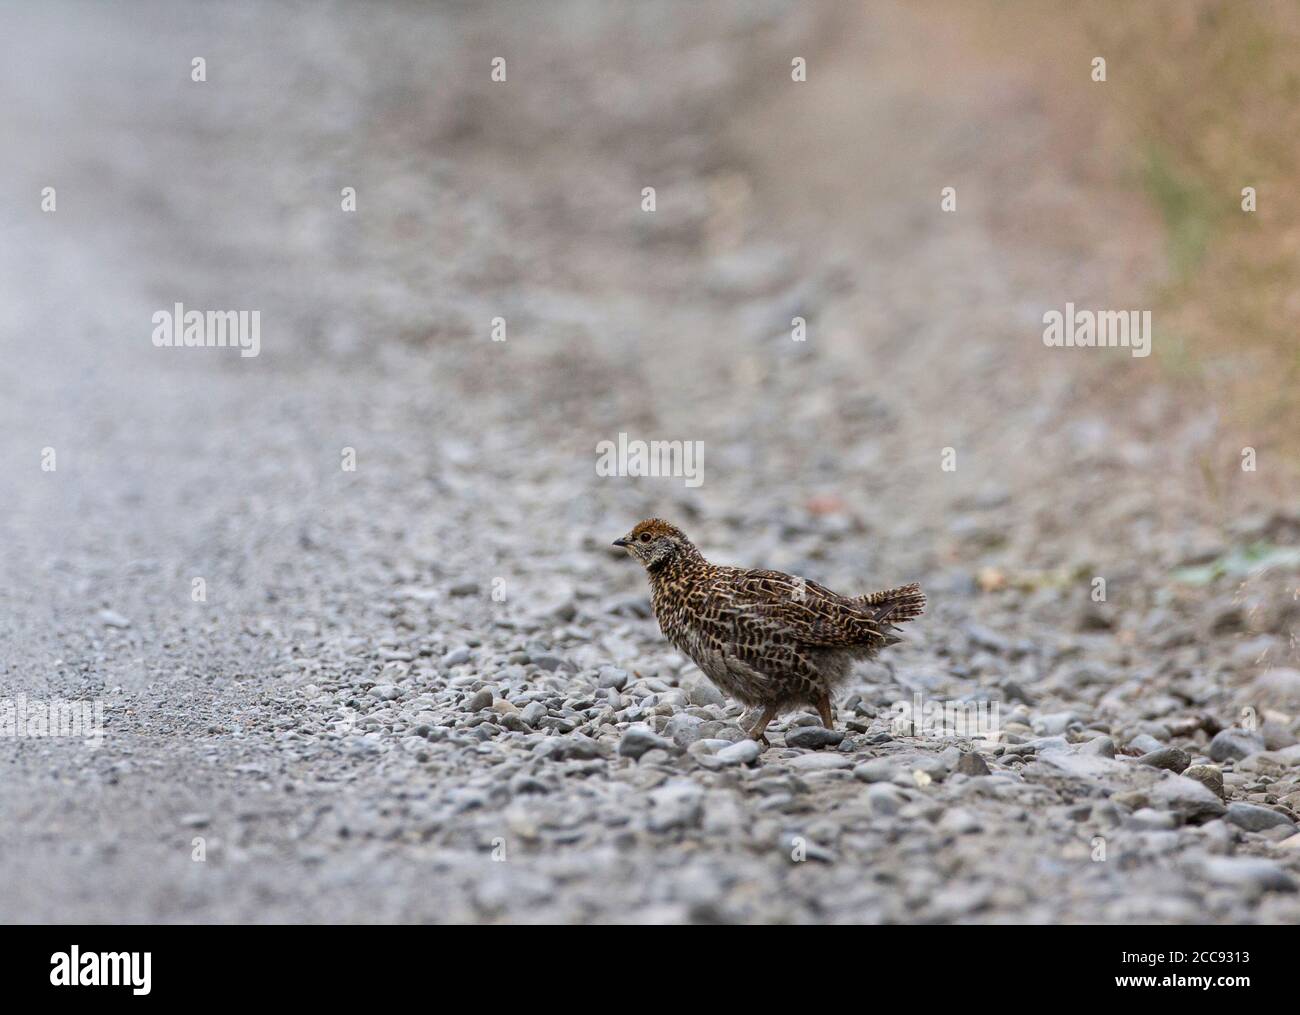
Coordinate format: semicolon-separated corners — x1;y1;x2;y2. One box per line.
639;532;652;543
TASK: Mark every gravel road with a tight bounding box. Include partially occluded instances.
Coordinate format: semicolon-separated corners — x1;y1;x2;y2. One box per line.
2;1;1298;923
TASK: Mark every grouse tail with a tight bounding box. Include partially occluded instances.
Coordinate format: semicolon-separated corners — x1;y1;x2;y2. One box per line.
855;582;926;626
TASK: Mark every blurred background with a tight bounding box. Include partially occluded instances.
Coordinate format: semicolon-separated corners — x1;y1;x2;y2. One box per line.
0;0;1297;922
4;0;1295;596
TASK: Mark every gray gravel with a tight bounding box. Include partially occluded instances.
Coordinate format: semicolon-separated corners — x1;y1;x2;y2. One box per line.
1;1;1298;923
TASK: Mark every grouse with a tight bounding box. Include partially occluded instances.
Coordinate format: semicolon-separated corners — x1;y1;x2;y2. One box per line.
614;518;925;744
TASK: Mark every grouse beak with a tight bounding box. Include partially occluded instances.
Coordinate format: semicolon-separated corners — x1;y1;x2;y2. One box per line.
612;537;630;548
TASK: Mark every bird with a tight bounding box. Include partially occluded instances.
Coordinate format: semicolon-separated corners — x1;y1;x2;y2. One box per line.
613;518;925;745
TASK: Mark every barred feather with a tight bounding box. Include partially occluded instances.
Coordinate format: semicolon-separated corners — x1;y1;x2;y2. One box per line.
855;582;927;623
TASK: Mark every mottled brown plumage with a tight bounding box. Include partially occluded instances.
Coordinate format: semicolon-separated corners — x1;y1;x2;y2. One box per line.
614;519;925;744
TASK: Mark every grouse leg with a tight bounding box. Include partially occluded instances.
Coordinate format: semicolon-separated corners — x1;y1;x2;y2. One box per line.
814;692;835;730
747;704;778;745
